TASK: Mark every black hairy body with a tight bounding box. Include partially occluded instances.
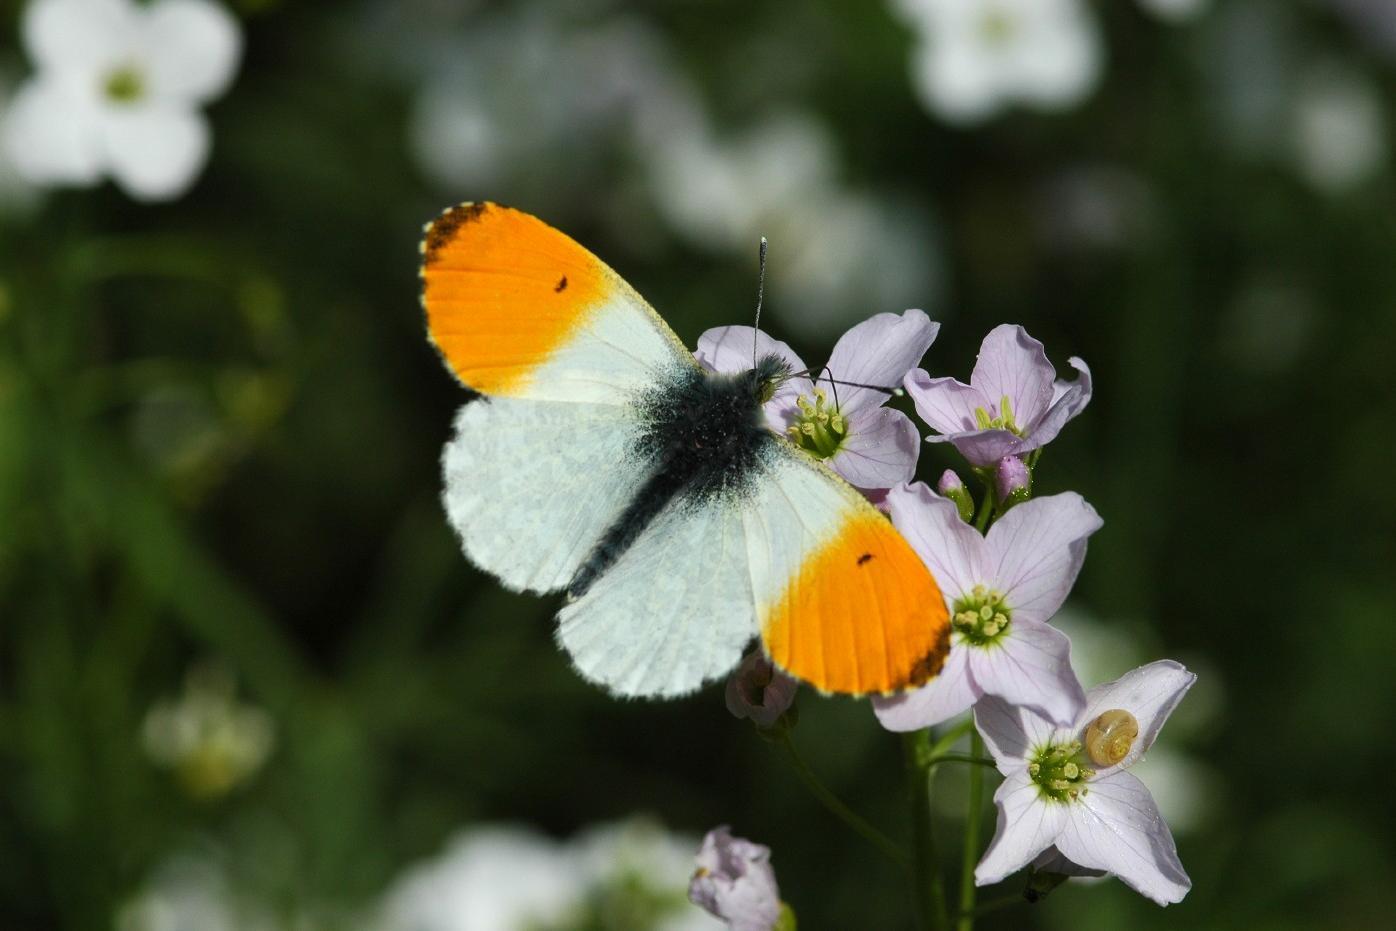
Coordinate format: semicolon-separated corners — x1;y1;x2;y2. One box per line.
567;354;790;598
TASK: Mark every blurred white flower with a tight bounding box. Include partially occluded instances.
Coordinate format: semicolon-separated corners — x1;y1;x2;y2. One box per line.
0;75;43;217
893;0;1103;124
1137;0;1209;24
142;664;275;800
1;0;241;201
1290;62;1387;193
377;819;723;931
116;854;275;931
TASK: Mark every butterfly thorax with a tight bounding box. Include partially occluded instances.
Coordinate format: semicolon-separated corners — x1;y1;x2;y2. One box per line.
567;356;787;599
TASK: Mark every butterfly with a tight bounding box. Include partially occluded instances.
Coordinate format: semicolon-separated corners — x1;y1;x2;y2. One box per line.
419;202;950;698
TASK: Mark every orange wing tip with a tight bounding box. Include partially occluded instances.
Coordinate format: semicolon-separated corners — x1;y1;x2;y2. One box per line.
759;511;952;697
422;201;490;266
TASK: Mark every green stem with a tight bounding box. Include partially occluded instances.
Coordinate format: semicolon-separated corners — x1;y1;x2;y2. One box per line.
903;731;949;930
974;485;994;533
955;891;1023;921
926;718;974;759
956;731;987;931
928;753;996;770
776;732;909;870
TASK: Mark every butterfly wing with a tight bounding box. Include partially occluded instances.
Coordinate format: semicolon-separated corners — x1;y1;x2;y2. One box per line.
421;202;695;403
557;442;951;698
425;203;693;591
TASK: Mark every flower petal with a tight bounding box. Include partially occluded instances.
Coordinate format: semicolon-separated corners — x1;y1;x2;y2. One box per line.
975;770;1067;886
1078;660;1196;777
0;79;104;186
973;695;1061;770
904;368;987;436
690;827;783;931
139;0;243;103
1031;845;1105;878
826;407;919;490
872;643;975;731
969;324;1056;430
935;427;1027;469
986;492;1102;626
821;309;939;415
968;622;1085;726
100;104;209;201
24;0;133;77
1023;355;1092;448
1057;771;1191;905
883;481;987;600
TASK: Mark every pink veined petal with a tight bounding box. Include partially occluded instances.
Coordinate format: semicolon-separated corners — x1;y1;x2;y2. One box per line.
23;0;134;78
973;694;1062;772
1077;660;1196;778
872;643;976;732
969;324;1057;431
883;481;987;599
695;325;806;425
938;427;1028;469
1;79;105;186
1057;771;1191;905
99;104;209;201
1030;845;1105;878
986;492;1103;626
967;622;1085;726
826;407;919;490
139;0;243;104
975;770;1068;886
1023;355;1092;447
690;827;783;931
904;368;987;436
821;309;939;415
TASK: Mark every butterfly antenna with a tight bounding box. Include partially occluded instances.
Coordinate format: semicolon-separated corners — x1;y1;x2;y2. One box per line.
753;236;768;369
789;368;903;398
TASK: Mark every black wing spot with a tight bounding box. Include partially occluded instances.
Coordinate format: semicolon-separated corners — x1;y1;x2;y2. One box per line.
555;275;568;293
423;202;489;265
857;552;874;566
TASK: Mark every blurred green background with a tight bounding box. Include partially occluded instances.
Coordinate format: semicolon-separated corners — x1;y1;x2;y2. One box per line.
2;0;1395;928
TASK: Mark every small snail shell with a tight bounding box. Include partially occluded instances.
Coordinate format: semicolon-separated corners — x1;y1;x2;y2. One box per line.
1085;709;1139;766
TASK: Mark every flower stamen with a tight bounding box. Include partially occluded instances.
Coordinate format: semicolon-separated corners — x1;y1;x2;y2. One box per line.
951;584;1011;645
787;389;847;459
972;395;1023;436
103;65;146;104
1029;741;1094;803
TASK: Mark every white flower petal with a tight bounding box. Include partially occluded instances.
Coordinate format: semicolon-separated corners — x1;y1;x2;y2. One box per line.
100;104;209;201
1079;660;1196;777
826;407;919;490
968;622;1085;726
872;643;976;731
24;0;134;77
1058;771;1190;905
973;694;1061;771
904;368;987;436
139;0;243;103
975;770;1067;886
821;309;939;415
1031;845;1105;878
1;79;104;186
884;481;988;599
986;492;1102;625
1024;355;1092;447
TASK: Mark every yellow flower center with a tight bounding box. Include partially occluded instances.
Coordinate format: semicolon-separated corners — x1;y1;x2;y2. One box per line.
787;389;847;459
1029;740;1094;803
972;394;1023;435
951;584;1011;646
103;65;146;104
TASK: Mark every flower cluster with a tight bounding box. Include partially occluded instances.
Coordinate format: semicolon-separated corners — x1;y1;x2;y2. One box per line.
709;316;1195;928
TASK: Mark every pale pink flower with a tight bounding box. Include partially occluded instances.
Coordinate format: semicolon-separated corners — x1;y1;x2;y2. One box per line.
904;324;1091;468
873;482;1099;729
973;660;1196;905
697;310;938;490
689;827;782;931
724;651;797;729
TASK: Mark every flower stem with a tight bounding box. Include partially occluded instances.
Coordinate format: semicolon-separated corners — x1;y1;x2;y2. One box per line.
974;485;995;533
903;731;949;930
955;891;1023;921
956;731;987;931
776;731;909;870
928;753;996;770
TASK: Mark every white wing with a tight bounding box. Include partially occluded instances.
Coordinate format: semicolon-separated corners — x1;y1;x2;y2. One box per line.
441;397;655;593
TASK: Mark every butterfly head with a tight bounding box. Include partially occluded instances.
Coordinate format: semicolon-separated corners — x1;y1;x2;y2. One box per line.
753;353;793;404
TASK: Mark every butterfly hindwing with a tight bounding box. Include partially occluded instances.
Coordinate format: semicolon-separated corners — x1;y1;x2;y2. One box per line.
421;202;696;404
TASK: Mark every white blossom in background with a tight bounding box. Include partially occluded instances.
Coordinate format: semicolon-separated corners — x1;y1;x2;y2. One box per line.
1;0;241;201
1137;0;1209;24
0;75;42;217
1290;61;1387;193
116;854;274;931
142;664;275;800
892;0;1103;124
377;819;723;931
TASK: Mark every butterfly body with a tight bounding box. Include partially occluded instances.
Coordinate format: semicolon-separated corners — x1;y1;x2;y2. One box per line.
421;202;949;698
